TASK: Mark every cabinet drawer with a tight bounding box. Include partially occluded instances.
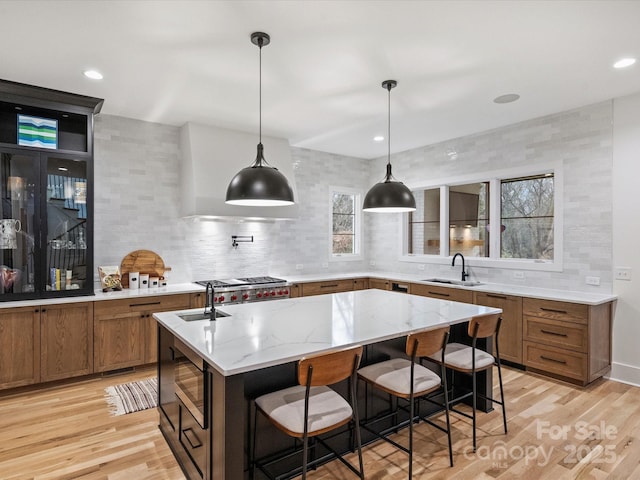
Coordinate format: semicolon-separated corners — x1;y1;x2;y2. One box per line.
95;294;191;316
179;403;206;477
522;298;588;325
301;279;354;296
524;316;588;352
411;283;474;303
523;341;587;381
368;278;391;290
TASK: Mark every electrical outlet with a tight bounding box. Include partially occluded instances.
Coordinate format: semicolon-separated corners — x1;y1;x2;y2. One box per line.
585;276;600;286
295;264;303;270
418;264;425;271
513;271;525;280
322;262;329;269
615;267;632;281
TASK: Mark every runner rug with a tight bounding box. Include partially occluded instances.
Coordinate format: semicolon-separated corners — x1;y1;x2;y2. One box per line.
104;377;158;416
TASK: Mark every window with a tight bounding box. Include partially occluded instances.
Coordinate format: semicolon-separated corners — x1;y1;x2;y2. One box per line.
331;189;361;257
404;170;558;266
449;182;489;258
501;175;554;259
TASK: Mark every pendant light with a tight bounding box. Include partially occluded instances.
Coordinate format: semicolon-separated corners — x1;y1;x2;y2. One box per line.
226;32;295;206
363;80;416;212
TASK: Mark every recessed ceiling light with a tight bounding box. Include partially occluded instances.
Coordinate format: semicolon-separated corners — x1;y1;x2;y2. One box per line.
613;58;636;69
58;167;68;172
373;135;384;142
493;93;520;104
83;70;103;80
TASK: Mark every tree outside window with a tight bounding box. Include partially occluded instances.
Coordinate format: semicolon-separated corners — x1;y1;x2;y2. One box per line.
332;191;359;255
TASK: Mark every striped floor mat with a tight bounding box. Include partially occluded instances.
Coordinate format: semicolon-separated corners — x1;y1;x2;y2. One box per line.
104;377;158;416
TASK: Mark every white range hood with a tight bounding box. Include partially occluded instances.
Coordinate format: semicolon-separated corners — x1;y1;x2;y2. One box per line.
180;122;299;219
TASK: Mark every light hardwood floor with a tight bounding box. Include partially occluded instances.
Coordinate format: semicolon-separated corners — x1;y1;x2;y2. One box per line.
1;366;639;479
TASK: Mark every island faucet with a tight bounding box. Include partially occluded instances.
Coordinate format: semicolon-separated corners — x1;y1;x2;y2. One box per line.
452;253;468;281
205;282;217;321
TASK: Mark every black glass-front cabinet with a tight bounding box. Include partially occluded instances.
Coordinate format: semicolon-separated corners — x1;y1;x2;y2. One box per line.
0;79;102;300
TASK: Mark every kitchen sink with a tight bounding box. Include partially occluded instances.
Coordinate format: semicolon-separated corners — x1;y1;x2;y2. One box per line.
178;310;230;321
422;278;483;287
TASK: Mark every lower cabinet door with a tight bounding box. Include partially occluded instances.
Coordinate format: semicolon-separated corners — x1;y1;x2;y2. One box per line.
40;302;93;382
94;313;146;372
0;306;40;389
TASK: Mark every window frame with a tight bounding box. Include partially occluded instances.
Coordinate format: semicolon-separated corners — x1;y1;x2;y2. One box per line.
401;162;563;272
329;186;363;261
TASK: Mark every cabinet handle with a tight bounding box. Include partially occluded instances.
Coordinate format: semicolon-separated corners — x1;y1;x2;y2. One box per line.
321;284;339;288
429;291;450;297
487;294;508;300
130;301;161;307
540;307;568;314
540;355;567;365
540;329;568;337
41;308;46;313
182;427;203;449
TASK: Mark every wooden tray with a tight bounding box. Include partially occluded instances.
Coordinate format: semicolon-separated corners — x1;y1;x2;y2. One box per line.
120;250;171;288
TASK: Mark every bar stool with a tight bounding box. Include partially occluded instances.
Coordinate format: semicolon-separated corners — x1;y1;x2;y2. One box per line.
252;345;365;480
427;312;507;452
357;326;453;478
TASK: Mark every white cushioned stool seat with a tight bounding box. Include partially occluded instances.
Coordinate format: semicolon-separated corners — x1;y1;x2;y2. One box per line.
255;385;352;436
428;342;495;371
358;358;441;397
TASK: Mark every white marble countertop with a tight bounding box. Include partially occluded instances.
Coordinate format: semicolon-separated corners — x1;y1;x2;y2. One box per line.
0;283;204;309
283;271;617;305
154;289;501;377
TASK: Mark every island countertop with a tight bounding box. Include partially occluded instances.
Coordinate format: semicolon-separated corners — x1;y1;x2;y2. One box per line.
154;289;501;376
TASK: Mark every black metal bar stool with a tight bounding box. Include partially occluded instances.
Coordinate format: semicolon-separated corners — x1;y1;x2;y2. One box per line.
252;345;365;480
357;326;453;478
427;312;507;452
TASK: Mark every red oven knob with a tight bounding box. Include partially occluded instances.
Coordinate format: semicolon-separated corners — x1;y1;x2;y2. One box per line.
257;292;262;298
231;295;237;301
278;290;283;295
284;289;289;295
214;296;218;302
243;293;249;300
270;291;276;296
219;295;225;302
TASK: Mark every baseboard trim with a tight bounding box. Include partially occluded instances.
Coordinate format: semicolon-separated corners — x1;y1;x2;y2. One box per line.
607;362;640;387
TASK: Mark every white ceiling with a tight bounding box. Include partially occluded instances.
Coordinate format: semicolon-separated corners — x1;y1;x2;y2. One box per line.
2;0;639;159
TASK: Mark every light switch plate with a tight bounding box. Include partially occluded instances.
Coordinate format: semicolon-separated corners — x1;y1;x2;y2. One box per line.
513;271;525;280
295;264;303;270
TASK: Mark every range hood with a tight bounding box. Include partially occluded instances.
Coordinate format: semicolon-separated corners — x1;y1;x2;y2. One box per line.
180;122;299;219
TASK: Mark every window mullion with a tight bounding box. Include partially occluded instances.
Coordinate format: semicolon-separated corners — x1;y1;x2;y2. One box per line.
489;178;500;259
440;185;449;257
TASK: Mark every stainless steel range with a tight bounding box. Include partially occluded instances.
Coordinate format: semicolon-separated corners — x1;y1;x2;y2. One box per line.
194;276;290;305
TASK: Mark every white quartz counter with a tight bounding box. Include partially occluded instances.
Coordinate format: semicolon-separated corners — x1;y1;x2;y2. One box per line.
154;289;501;377
284;271;617;306
0;283;204;309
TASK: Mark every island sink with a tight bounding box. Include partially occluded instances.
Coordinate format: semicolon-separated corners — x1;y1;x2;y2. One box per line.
178;310;230;321
423;277;483;287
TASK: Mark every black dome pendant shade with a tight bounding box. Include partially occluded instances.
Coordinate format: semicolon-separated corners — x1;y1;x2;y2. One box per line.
363;80;416;213
226;32;294;207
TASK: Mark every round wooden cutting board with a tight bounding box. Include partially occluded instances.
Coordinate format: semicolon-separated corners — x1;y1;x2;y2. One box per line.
120;250;171;288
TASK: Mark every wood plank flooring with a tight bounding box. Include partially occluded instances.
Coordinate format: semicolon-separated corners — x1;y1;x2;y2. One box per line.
1;366;639;479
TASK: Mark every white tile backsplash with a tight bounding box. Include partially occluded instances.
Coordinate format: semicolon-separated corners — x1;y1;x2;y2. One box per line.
94;100;613;293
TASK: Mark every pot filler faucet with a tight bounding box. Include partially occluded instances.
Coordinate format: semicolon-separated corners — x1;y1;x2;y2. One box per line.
452;253;468;281
205;282;217;321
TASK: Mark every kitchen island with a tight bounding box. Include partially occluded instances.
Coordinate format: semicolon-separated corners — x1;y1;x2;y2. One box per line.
154;289;501;480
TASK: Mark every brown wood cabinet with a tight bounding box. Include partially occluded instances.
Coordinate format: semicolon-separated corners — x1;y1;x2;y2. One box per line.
353;278;369;290
0;306;40;389
301;279;356;296
40;302;94;382
474;292;523;364
94;294;191;372
410;283;474;303
368;278;391;290
289;283;301;298
190;292;206;309
522;298;612;385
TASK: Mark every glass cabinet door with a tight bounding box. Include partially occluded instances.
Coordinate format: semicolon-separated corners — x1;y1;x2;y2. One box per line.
0;149;39;296
45;155;89;293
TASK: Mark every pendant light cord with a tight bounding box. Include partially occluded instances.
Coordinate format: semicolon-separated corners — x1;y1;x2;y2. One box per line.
387;82;391;169
259;36;262;145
